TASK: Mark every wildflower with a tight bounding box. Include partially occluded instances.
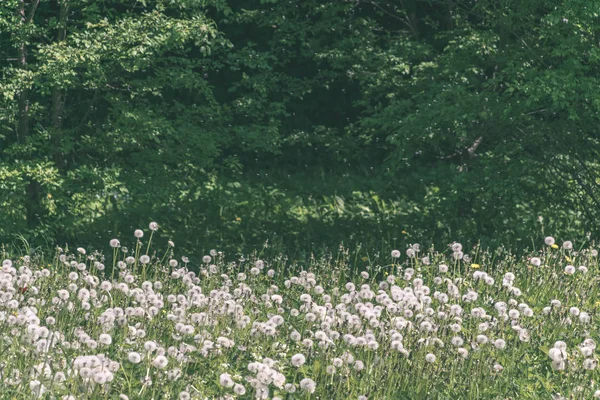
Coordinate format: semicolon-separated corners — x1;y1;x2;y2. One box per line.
548;349;565;364
219;373;235;388
391;250;401;258
551;299;562;308
233;384;246;395
554;341;567;350
30;380;46;397
128;352;142;364
367;340;379;350
580;346;594;357
439;264;448;273
284;383;297;393
149;222;159;231
564;265;576;275
99;333;112;345
110;239;120;248
562;241;573;250
425;353;436;363
518;329;530;342
179;392;191;400
451;336;464;346
202;255;211;264
476;335;488;344
569;307;580;316
471;264;480;269
299;378;316;394
57;290;69;300
139;255;150;264
551;360;565;371
291;353;306;367
530;257;541;267
134;229;144;238
152;355;168;369
545;236;555;246
300;294;312;303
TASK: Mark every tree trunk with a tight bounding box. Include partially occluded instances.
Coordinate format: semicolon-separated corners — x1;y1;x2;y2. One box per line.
51;0;68;168
17;0;42;230
17;0;29;145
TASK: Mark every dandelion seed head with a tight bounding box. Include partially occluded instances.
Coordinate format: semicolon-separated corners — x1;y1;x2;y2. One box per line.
291;353;306;367
564;265;575;275
299;378;316;393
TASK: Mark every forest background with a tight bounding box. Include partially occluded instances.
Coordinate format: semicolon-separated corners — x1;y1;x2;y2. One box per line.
1;0;599;258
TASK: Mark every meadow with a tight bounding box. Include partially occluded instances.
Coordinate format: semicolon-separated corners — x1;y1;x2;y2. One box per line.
0;223;598;399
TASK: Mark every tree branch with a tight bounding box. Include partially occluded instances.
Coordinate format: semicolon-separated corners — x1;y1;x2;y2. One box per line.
26;0;40;23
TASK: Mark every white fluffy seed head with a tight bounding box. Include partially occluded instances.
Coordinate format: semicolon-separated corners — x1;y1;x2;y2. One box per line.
219;373;234;388
564;265;576;275
128;352;142;364
291;353;306;367
299;378;316;393
152;355;168;369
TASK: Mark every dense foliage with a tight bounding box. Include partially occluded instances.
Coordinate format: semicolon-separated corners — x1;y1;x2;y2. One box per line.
1;0;600;256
